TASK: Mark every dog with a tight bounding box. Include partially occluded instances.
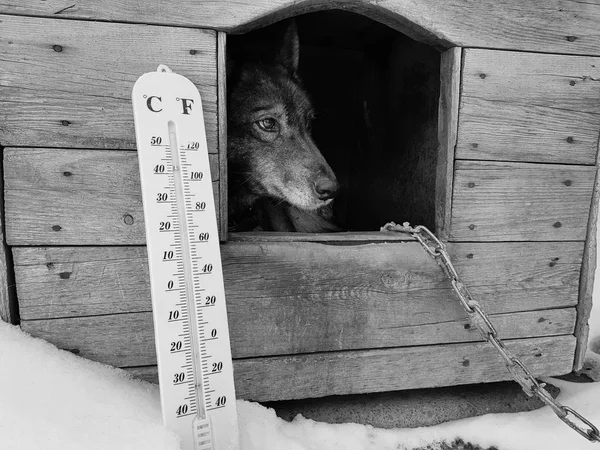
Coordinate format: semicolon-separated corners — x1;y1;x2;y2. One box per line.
227;21;340;232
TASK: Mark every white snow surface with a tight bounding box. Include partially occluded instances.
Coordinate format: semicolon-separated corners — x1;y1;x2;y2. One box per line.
2;227;600;450
1;320;600;450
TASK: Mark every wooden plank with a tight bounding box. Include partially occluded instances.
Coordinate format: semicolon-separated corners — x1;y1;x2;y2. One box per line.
217;31;228;242
44;331;576;401
2;2;600;56
13;241;582;355
450;161;596;241
436;47;460;239
4;148;219;245
457;96;600;165
0;15;218;150
0;149;17;324
19;308;576;363
461;49;600;115
458;49;600;165
228;231;414;242
233;335;576;401
574;139;600;370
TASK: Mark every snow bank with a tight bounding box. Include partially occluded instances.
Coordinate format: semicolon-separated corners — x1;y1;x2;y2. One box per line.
2;320;600;450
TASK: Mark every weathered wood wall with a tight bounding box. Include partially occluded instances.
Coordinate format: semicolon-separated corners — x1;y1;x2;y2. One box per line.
0;14;227;239
3;0;600;55
1;1;599;401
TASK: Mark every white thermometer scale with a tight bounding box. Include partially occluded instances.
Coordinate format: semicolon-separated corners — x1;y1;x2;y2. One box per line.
132;65;239;450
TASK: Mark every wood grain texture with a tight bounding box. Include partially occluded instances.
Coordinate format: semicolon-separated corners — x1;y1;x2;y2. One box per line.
457;97;600;165
13;241;582;356
2;1;600;56
0;14;218;150
436;47;460;240
8;153;595;245
19;308;576;363
457;50;600;164
217;31;228;241
233;336;576;401
451;161;596;241
574;138;600;370
460;49;600;114
4;148;219;245
0;150;16;323
228;231;414;242
41;331;575;401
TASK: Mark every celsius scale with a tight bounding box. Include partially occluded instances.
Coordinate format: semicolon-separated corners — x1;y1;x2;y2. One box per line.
132;65;239;450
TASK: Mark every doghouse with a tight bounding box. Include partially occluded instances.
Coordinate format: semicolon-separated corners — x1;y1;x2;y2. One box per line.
1;1;599;405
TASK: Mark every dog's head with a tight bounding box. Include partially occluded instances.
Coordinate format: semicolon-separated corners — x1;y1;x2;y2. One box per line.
228;22;339;212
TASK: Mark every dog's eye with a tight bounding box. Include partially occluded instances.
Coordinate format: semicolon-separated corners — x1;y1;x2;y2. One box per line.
256;118;278;132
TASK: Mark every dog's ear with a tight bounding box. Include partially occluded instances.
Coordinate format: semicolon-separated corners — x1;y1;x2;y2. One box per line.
274;20;299;74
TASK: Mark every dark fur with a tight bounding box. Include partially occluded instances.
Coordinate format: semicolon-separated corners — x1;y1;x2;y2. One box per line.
227;22;340;232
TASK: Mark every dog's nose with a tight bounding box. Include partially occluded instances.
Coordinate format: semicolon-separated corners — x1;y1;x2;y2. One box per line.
314;176;339;201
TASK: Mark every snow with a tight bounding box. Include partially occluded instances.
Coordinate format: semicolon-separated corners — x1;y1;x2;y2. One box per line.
2;228;600;450
1;318;600;450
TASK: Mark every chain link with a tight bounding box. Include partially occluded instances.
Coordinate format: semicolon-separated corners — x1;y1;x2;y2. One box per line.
381;222;600;443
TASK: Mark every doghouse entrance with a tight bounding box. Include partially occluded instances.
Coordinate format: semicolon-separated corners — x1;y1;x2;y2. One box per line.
227;10;442;233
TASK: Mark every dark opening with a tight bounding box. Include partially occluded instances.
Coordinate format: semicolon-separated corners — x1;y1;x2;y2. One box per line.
228;10;440;231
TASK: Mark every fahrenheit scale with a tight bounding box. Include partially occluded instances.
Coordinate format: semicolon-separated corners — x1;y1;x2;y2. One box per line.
132;65;239;450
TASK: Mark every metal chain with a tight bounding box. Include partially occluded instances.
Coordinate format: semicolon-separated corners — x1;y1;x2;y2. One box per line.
382;222;600;443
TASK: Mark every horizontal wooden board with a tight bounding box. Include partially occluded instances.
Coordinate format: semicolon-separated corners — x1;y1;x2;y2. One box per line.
6;153;596;246
2;2;600;56
457;50;600;165
461;49;600;114
19;308;576;363
0;15;218;150
56;334;577;401
228;231;414;242
232;335;576;401
457;96;600;165
4;148;219;245
450;161;595;241
13;241;582;356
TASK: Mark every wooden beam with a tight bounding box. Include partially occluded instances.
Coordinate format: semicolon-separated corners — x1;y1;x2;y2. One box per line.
104;336;576;401
1;2;600;56
6;149;596;245
4;148;219;245
217;31;228;241
436;46;461;240
461;49;600;115
574;133;600;371
451;160;595;241
0;150;17;324
457;97;600;166
457;49;600;165
0;15;218;150
13;241;582;356
232;335;576;401
19;308;576;363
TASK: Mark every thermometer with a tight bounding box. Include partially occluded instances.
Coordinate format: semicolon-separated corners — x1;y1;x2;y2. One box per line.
132;65;239;450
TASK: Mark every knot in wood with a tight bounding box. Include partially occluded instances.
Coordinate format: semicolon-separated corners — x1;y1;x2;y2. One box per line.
380;270;412;288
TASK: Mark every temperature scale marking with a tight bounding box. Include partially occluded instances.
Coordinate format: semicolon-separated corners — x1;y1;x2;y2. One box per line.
132;65;239;450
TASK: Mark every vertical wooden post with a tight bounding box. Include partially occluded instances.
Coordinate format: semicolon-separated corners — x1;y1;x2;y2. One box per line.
217;31;228;242
436;47;461;240
0;148;18;324
574;132;600;371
